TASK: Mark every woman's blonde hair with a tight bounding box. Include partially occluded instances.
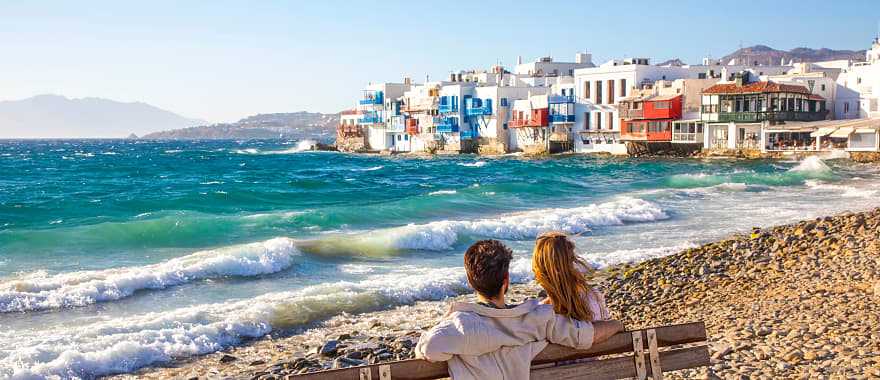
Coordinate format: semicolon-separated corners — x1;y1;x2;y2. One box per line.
532;231;594;321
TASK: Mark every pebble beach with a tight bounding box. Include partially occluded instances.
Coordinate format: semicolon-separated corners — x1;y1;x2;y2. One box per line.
118;207;880;380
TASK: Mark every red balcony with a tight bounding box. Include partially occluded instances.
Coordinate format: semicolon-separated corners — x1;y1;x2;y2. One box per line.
620;120;673;142
406;118;419;134
509;108;549;128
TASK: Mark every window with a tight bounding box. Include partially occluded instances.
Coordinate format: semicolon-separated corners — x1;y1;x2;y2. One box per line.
595;112;602;129
844;102;850;113
698;73;707;79
821;84;826;91
607;79;615;104
503;123;508;130
584;112;591;130
606;112;614;130
583;81;591;99
620;79;627;97
857;77;862;84
655;101;670;109
500;98;509;107
595;81;602;104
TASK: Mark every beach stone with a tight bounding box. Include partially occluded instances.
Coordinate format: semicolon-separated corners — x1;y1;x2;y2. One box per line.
318;340;338;357
219;354;238;364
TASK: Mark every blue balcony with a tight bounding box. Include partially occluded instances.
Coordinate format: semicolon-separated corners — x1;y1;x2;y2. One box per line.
550;114;576;123
439;96;459;113
464;98;493;117
359;91;384;106
358;112;381;125
460;130;475;140
434;116;459;133
548;95;575;104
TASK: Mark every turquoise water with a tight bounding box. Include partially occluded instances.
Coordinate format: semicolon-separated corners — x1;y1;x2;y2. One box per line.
1;139;879;378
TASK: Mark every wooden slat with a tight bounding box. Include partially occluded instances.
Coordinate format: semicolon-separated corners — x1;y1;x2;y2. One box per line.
532;321;706;364
530;346;710;380
288;322;707;380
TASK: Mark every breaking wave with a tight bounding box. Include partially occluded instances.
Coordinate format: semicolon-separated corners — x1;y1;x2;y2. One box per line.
0;258;532;379
0;238;299;313
299;197;668;255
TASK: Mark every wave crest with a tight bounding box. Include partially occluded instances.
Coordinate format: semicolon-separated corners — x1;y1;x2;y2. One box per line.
0;238;299;313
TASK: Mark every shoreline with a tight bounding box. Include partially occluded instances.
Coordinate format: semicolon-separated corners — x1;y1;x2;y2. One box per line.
116;207;880;379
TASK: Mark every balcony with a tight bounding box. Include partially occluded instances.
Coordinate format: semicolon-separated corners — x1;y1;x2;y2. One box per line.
388;116;406;132
549;114;575;123
548;95;575;104
358;112;381;125
438;96;459;114
434;116;459;133
359;91;384;106
464;98;493;117
509;118;546;128
715;110;827;123
619;108;644;119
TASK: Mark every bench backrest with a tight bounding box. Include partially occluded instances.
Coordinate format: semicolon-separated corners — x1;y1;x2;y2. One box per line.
290;321;709;380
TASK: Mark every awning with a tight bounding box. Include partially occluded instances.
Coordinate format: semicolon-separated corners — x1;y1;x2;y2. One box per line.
829;127;854;138
810;127;837;138
855;128;878;134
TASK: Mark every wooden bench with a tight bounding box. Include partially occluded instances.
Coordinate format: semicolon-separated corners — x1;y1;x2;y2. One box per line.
289;322;709;380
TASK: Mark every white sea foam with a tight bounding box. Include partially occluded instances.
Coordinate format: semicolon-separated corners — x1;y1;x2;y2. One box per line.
0;258;532;379
804;180;877;198
458;161;487;168
315;197;668;253
259;140;318;155
789;156;831;173
352;166;383;172
581;242;699;268
428;190;457;196
0;238;299;313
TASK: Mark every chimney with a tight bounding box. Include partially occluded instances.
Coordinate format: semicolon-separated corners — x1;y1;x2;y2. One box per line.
517;56;523;65
449;73;456;82
403;76;412;85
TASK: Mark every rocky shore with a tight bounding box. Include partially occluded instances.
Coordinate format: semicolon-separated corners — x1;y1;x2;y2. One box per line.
117;208;880;380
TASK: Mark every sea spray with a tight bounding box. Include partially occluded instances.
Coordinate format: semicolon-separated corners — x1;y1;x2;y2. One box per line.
0;238;299;313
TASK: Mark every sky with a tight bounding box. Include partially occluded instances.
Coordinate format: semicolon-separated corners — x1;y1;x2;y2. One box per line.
1;0;878;124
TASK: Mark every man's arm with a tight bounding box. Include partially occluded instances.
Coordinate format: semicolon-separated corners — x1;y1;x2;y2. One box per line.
591;320;624;345
546;314;624;350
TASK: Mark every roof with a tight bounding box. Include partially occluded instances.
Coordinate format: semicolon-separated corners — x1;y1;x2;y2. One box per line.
808;94;826;101
340;109;362;115
701;81;812;95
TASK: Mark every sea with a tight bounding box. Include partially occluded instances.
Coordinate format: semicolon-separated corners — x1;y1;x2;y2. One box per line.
1;139;879;379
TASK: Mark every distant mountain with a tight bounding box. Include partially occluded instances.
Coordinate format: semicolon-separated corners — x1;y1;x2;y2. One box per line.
656;58;686;67
0;94;206;138
142;111;339;141
719;45;866;66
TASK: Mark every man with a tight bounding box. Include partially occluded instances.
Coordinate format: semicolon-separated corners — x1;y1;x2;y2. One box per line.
415;239;623;380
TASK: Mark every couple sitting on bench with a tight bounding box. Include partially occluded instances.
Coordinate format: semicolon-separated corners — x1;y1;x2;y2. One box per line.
415;232;625;380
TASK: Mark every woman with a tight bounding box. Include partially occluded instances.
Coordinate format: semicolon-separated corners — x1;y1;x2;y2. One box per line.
532;231;611;322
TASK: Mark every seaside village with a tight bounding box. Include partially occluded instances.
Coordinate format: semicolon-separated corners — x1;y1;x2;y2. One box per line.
336;37;880;159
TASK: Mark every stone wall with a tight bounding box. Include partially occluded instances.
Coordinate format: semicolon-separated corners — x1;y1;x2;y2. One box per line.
335;133;368;153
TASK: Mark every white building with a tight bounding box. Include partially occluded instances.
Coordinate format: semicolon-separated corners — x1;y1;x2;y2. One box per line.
573;59;691;154
357;81;412;152
814;37;880;119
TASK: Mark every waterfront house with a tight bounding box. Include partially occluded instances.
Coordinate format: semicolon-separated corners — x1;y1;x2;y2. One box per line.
358;81;412;152
700;74;828;152
509;95;550;154
573;58;692;155
336;109;365;152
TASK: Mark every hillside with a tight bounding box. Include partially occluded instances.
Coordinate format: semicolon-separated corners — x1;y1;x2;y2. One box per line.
0;95;206;138
720;45;866;66
141;112;338;141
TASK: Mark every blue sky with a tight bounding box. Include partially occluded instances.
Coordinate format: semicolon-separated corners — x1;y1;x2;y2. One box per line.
1;0;878;123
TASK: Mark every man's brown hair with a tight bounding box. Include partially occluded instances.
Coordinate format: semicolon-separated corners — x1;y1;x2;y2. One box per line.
463;240;513;298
